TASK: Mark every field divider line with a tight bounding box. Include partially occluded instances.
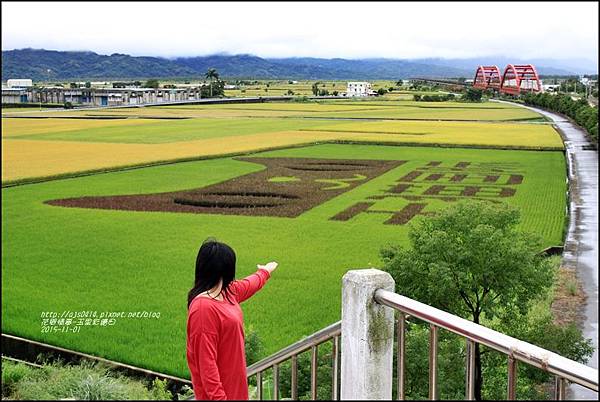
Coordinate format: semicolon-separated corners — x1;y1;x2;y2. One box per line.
285;116;548;123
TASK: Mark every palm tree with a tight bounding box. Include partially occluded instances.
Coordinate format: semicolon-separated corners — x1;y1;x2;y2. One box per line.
205;68;220;97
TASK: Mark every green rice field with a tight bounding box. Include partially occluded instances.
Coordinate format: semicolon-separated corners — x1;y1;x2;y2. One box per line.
1;143;567;378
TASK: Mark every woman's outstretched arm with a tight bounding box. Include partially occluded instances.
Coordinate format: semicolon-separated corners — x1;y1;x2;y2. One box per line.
228;262;278;303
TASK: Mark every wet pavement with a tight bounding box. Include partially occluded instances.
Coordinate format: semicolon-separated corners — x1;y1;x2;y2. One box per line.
499;101;597;399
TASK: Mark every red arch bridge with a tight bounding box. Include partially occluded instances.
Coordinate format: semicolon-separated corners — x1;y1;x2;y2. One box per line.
473;64;542;95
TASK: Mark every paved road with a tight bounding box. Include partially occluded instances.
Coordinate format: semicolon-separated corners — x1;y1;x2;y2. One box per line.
498;100;598;399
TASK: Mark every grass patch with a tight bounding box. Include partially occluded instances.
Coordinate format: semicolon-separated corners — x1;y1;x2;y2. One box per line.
268;176;301;183
1;358;190;400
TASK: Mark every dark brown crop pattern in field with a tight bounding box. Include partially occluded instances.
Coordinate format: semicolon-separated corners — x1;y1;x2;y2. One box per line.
330;160;526;225
46;157;405;217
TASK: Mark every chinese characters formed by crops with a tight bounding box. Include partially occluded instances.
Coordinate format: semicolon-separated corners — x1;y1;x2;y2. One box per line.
47;158;524;226
331;161;524;224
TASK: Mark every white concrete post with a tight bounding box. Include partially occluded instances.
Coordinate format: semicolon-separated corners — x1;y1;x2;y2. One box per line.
341;269;395;400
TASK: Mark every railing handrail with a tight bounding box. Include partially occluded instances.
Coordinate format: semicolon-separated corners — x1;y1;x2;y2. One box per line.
246;321;341;377
374;288;598;391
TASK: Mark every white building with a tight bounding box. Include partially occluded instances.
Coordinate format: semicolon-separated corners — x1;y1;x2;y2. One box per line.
346;82;374;97
580;77;597;87
542;83;561;92
7;79;33;89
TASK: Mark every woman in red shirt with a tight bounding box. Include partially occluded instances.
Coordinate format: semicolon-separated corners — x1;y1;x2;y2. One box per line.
186;239;278;400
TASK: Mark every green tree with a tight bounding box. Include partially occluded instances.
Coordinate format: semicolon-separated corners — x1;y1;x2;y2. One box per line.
462;88;483;102
381;201;554;400
205;68;220;97
144;79;159;89
377;88;387;96
312;82;320;96
200;79;224;98
84;81;91;88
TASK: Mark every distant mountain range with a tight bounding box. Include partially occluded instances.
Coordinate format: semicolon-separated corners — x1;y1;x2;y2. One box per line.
2;49;596;82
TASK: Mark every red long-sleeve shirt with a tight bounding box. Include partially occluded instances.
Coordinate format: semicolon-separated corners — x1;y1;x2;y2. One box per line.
186;268;271;400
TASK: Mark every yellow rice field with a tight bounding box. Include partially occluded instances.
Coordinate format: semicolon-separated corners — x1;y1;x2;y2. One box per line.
1;131;374;181
1;99;562;183
1;118;159;137
302;120;564;149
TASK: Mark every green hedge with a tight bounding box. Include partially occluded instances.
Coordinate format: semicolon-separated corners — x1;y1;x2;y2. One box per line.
521;93;598;145
413;93;455;102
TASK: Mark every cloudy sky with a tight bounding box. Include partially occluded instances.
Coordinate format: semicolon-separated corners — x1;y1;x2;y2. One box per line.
2;1;598;63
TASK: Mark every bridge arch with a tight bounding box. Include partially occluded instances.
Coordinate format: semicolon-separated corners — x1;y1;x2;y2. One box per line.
473;65;501;90
500;64;542;95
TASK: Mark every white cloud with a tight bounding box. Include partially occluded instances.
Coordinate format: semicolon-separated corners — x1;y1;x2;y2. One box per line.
1;1;598;62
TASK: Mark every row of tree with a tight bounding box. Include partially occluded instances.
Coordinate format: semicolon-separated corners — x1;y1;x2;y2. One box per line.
521;92;598;144
413;93;456;102
412;88;483;103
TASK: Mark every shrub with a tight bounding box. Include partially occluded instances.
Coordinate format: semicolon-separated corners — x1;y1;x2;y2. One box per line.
245;326;264;366
2;360;35;397
1;359;173;400
461;88;483;102
566;280;578;296
413;93;455;102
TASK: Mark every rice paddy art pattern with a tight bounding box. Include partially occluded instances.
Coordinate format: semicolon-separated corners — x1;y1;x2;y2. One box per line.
46;157;404;217
330;161;525;224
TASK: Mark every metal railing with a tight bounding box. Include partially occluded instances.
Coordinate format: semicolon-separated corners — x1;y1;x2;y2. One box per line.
245;282;597;400
246;321;341;400
373;289;599;400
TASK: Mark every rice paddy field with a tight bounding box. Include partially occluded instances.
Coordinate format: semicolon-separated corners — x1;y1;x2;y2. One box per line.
2;143;567;378
2;99;560;183
1;97;569;380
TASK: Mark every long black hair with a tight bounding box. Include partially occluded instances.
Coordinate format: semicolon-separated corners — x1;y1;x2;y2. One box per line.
187;238;237;308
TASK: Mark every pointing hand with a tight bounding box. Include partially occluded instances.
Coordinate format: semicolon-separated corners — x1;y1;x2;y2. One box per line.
257;261;278;274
